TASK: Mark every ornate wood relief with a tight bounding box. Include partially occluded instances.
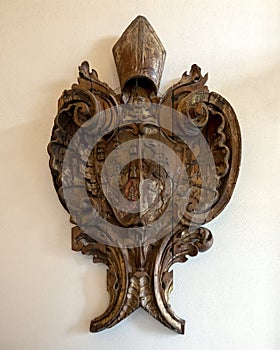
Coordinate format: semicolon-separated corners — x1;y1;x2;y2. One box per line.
48;16;241;334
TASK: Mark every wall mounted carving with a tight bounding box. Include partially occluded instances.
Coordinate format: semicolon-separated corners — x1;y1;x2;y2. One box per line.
48;16;241;334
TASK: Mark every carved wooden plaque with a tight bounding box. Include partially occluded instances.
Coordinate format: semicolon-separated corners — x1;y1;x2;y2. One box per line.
48;16;241;334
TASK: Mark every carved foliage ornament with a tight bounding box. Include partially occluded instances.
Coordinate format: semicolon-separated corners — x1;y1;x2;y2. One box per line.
48;16;241;334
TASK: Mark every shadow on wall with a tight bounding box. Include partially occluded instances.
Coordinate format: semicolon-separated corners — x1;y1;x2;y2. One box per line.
85;36;121;91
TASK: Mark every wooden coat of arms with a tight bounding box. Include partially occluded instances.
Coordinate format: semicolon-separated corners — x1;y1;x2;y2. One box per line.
48;16;241;334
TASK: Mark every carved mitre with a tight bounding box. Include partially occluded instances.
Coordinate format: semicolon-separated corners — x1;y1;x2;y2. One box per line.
113;15;166;92
48;16;241;335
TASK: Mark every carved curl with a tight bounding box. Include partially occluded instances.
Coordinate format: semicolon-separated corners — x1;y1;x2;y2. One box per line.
153;226;213;333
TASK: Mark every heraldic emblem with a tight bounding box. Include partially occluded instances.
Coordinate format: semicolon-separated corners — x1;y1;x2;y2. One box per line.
48;16;241;334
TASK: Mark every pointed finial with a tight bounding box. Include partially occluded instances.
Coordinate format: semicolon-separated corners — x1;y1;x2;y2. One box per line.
113;16;166;93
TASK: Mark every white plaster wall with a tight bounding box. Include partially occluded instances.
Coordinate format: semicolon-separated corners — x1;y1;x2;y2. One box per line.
0;1;279;349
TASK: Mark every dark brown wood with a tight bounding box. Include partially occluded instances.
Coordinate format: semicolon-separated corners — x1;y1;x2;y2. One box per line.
48;16;241;334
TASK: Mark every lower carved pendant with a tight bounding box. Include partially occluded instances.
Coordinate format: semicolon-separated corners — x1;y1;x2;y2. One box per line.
72;224;213;334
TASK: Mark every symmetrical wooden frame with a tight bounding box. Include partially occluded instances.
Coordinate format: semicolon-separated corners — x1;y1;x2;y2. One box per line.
48;16;241;334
